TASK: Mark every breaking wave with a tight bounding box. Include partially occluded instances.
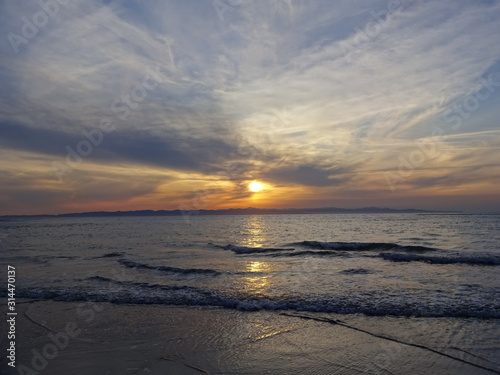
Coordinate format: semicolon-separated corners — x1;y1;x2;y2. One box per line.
213;244;295;254
9;277;500;319
118;259;222;275
380;252;500;266
214;241;499;266
213;241;437;255
265;250;352;257
339;268;375;275
93;252;125;258
293;241;437;252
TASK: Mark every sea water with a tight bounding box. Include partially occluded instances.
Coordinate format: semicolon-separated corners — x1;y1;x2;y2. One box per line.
1;213;499;318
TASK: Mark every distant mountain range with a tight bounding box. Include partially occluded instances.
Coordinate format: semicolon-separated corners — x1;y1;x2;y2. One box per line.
1;206;461;218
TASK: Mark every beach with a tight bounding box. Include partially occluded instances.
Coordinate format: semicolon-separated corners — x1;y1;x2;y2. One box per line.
3;299;499;375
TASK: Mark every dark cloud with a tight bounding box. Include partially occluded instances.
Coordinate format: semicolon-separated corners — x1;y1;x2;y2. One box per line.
0;121;238;173
263;164;353;187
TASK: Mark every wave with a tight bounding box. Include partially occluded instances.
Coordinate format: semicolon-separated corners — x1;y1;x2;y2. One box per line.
339;268;375;274
212;242;438;255
9;277;500;319
118;259;222;275
265;250;352;257
0;255;50;264
213;244;295;254
380;252;500;266
213;241;435;255
293;241;437;252
94;252;124;258
217;241;499;267
267;248;500;266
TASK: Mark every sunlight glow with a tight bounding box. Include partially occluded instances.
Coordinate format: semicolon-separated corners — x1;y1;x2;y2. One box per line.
249;181;264;192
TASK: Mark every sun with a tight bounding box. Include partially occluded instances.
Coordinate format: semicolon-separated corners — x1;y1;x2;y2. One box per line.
248;181;264;192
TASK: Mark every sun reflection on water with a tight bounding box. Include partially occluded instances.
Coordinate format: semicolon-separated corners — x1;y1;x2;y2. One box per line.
240;216;267;248
242;261;273;296
247;261;269;273
238;217;275;295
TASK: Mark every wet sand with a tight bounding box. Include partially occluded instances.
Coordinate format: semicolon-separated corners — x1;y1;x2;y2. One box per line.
1;299;499;374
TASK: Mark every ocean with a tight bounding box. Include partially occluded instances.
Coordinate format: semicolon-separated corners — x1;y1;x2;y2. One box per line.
1;213;499;318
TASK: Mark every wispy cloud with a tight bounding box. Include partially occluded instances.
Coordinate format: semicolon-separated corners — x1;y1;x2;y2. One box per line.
1;0;499;214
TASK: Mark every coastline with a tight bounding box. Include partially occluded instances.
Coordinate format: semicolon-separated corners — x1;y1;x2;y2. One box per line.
2;299;499;375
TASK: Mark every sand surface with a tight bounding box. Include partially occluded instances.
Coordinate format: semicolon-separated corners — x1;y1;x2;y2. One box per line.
1;299;499;374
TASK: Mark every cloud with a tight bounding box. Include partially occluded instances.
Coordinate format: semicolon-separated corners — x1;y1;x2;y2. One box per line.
1;0;500;213
0;121;244;174
263;164;354;187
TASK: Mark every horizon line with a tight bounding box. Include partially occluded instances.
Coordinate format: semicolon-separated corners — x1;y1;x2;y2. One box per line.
0;206;471;218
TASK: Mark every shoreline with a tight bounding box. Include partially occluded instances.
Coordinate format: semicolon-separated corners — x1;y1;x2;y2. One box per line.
1;299;499;374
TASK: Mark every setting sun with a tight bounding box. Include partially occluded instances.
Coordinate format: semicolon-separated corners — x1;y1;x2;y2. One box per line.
249;181;264;192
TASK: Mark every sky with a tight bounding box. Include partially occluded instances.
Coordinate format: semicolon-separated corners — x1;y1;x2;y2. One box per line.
1;0;500;215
